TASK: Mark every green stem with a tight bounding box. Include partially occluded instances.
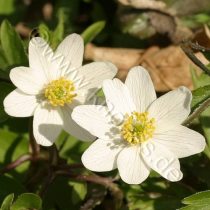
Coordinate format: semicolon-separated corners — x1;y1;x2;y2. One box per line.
183;98;210;126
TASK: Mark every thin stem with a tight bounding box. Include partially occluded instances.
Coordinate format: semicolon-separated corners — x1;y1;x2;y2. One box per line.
29;118;40;158
183;98;210;126
39;169;56;198
49;144;59;166
0;154;32;174
39;144;59;197
80;188;106;210
56;171;123;209
181;41;210;76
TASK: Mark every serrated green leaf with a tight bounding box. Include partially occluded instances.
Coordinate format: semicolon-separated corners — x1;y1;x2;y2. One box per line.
1;194;14;210
182;190;210;205
191;69;210;88
81;21;106;45
191;85;210;111
0;20;27;67
190;69;210;147
180;204;210;210
11;193;42;210
181;191;210;210
200;106;210;147
0;82;14;123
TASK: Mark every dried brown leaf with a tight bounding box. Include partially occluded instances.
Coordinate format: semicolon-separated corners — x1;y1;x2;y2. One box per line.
118;0;166;10
84;44;209;92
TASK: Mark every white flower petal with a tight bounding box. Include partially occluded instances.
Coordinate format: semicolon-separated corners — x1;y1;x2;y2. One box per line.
33;105;63;146
10;67;46;94
82;139;123;172
69;94;88;108
72;105;117;140
117;146;150;184
74;62;117;94
141;141;183;182
4;89;38;117
153;125;206;158
125;66;156;112
55;33;84;73
148;87;192;129
102;79;136;117
62;106;95;141
29;37;60;81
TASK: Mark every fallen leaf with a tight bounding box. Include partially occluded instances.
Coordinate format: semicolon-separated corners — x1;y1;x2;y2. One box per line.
84;44;209;92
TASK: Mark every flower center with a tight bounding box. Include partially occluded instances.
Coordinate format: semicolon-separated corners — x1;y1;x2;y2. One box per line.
121;112;155;145
44;77;77;106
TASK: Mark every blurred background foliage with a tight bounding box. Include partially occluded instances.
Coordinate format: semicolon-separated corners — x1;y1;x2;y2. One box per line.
0;0;210;210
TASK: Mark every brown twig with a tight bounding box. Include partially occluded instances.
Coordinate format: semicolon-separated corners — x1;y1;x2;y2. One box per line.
181;40;210;76
29;118;40;158
39;169;56;198
0;154;32;174
56;171;123;209
183;98;210;126
80;188;106;210
38;144;60;197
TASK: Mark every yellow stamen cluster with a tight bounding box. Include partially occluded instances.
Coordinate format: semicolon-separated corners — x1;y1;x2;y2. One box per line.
121;112;155;145
44;77;76;106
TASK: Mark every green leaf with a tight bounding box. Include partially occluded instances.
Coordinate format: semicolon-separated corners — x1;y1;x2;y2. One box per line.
190;69;210;147
182;190;210;205
1;194;14;210
181;191;210;210
180;205;210;210
54;0;80;33
51;10;65;49
0;69;9;81
0;82;14;123
0;0;15;15
0;124;29;177
123;180;191;210
38;16;65;50
191;70;210;88
203;52;210;62
191;85;210;111
57;131;90;163
200;106;210;147
81;21;106;45
0;20;27;67
38;23;52;44
11;193;42;210
43;176;77;210
70;181;87;205
0;48;8;70
0;175;25;203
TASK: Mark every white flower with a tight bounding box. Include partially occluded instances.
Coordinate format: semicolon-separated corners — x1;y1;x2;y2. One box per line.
4;34;117;146
72;66;206;184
